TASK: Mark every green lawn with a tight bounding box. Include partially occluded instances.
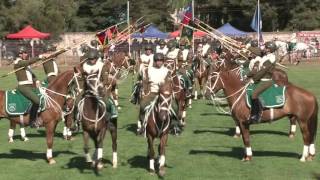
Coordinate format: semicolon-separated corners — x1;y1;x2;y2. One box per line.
0;64;319;180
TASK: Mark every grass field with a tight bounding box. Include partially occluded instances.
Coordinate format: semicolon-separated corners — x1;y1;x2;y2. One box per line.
0;64;319;180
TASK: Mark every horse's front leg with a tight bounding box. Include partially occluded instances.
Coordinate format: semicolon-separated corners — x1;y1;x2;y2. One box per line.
109;118;118;168
45;120;58;164
239;121;252;161
83;130;92;163
94;127;107;170
289;115;297;138
158;133;169;177
147;133;155;174
234;121;241;138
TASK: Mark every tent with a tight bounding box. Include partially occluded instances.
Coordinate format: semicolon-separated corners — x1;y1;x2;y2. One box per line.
169;30;207;38
131;25;168;39
217;23;247;37
6;25;50;39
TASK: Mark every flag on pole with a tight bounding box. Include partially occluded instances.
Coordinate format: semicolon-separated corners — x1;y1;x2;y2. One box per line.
181;4;193;25
251;2;264;45
179;3;194;45
96;30;108;46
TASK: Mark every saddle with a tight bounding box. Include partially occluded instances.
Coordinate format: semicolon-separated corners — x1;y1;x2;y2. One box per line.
246;81;286;108
6;88;45;115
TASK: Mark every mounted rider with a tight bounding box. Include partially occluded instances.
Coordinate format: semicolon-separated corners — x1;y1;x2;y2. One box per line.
246;41;277;124
200;37;213;67
177;40;194;97
165;40;179;70
81;49;118;120
14;46;47;127
41;44;59;83
137;53;170;134
130;45;154;104
156;40;168;55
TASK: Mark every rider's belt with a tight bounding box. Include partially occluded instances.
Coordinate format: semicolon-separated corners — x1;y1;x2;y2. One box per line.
18;80;33;85
260;78;272;81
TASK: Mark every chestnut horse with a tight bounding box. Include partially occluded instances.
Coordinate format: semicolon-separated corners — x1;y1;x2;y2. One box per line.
0;69;81;164
205;68;317;162
194;56;210;100
208;51;298;138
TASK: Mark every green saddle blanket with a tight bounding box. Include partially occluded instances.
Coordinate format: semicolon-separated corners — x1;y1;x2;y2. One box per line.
6;84;46;115
246;82;286;108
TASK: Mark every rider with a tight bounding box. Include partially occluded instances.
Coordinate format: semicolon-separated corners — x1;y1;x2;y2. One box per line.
81;49;118;120
130;45;154;104
201;37;213;66
156;40;168;55
14;46;46;127
41;44;59;83
137;53;170;134
247;41;277;124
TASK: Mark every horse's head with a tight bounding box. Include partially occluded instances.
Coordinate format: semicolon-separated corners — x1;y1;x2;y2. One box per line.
84;74;105;97
157;76;173;122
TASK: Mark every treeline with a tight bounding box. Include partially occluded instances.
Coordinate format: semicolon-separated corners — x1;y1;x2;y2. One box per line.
0;0;319;38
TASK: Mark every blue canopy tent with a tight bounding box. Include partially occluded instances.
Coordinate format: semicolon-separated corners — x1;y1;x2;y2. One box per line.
217;23;248;37
131;25;169;39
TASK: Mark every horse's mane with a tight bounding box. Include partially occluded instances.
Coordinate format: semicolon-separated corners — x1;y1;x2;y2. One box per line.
48;70;74;89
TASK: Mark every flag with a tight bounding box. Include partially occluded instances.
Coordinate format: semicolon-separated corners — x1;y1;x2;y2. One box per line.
251;3;264;45
181;4;192;25
96;30;108;46
180;20;197;46
107;25;119;40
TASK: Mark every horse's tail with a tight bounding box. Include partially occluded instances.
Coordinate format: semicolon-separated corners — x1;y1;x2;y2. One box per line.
309;97;318;144
0;90;6;118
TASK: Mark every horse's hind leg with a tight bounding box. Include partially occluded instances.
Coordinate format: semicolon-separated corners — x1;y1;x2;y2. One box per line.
109;119;118;168
83;130;92;163
19;115;29;142
147;133;155;173
289;115;297;138
297;119;312;162
158;133;169;177
8;120;16;143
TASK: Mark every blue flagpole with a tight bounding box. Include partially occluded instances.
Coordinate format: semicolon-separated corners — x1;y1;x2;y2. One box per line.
257;0;260;47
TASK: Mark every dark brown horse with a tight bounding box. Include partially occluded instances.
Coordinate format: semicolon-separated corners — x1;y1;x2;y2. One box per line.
205;68;318;162
78;73;117;170
194;56;210;100
144;76;173;177
0;69;81;164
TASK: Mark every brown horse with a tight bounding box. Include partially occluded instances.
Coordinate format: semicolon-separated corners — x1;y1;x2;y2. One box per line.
144;76;173;177
78;73;117;170
194;56;210;100
205;68;318;162
0;69;81;164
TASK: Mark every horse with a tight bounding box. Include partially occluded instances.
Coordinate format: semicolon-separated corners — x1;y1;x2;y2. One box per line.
194;55;210;100
0;69;81;164
78;72;117;170
144;75;173;177
205;67;318;162
208;50;300;138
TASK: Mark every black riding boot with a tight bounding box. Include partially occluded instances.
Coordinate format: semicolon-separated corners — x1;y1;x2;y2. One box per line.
29;104;40;128
248;99;262;124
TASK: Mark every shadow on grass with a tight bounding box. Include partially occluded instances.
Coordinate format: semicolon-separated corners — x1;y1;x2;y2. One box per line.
120;123;137;134
127;155;146;170
189;147;300;160
194;128;289;137
0;149;77;161
194;128;234;136
200;112;230;117
63;156;110;176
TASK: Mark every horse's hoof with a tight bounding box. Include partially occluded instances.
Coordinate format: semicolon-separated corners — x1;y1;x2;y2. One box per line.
188;106;192;109
48;158;56;165
288;133;295;139
67;136;74;141
158;167;165;177
233;134;241;138
96;162;104;170
117;107;121;110
149;169;156;175
306;154;315;161
241;156;252;162
22;137;29;142
299;157;306;162
8;138;14;143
